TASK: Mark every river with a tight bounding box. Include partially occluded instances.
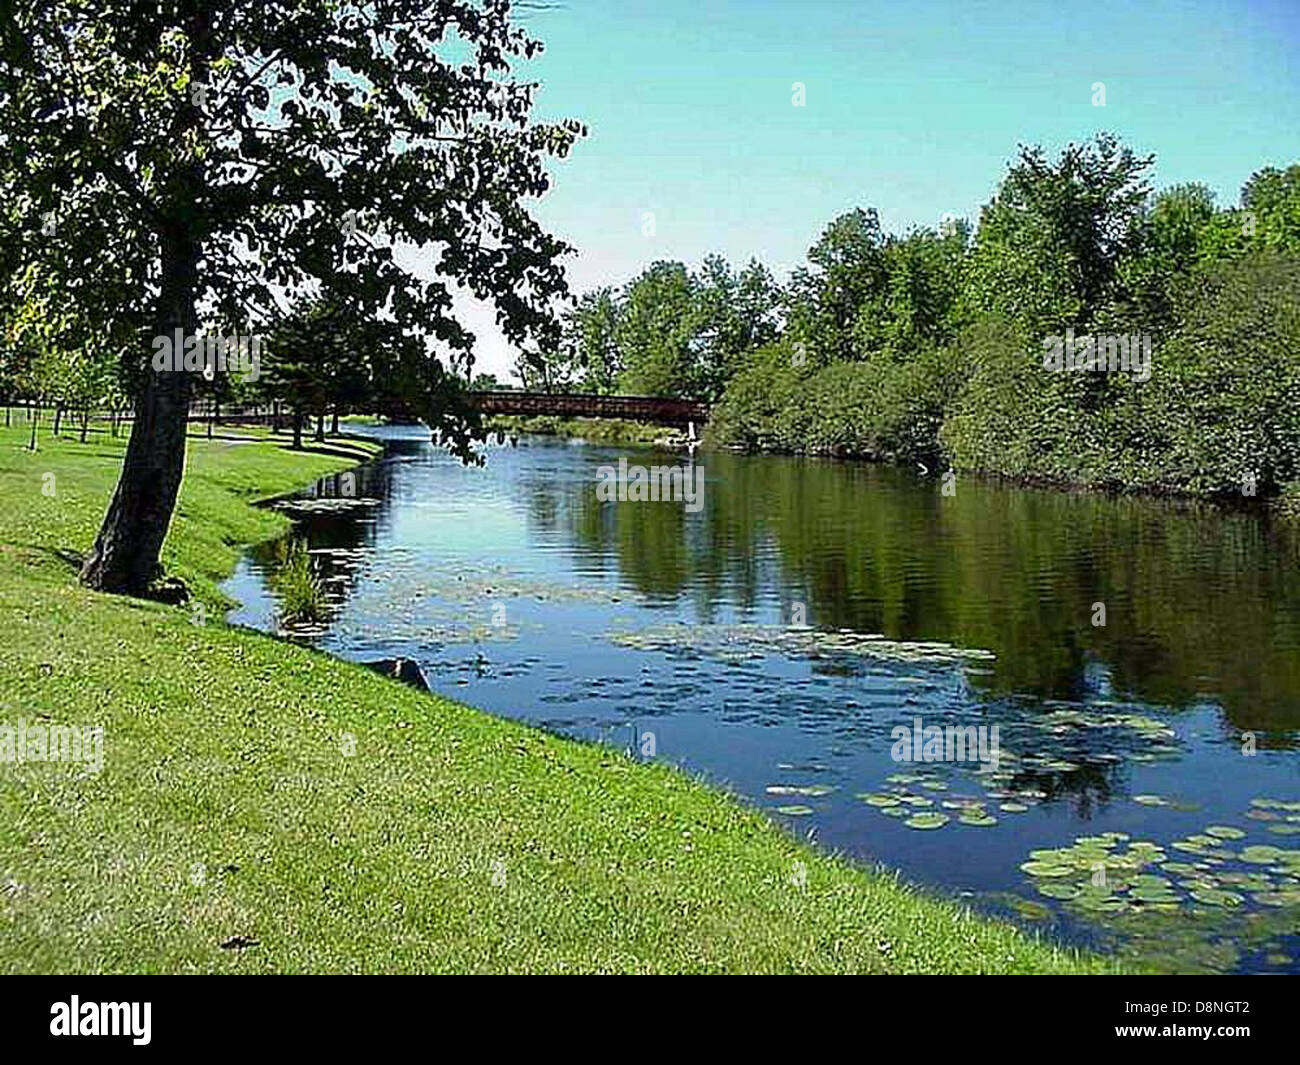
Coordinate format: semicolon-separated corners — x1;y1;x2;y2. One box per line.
224;424;1300;974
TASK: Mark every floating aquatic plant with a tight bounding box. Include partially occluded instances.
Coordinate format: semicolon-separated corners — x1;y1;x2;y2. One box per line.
606;622;996;667
1037;881;1081;900
1190;888;1245;907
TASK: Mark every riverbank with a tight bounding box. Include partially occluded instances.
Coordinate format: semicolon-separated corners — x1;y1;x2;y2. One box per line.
0;419;1117;973
486;413;693;450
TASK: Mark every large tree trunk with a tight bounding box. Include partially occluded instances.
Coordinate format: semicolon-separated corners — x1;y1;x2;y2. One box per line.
292;407;303;450
81;227;196;596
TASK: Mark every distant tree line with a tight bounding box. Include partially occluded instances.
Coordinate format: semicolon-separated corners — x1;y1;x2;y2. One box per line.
520;255;782;402
532;133;1300;503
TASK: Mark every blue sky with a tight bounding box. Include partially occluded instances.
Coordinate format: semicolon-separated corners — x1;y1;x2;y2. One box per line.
454;0;1300;380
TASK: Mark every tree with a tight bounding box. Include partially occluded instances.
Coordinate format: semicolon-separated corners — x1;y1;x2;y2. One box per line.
262;298;343;450
1;0;582;596
1197;164;1300;263
876;223;968;360
616;261;698;397
559;287;622;393
2;260;131;445
786;208;889;364
1119;182;1216;326
963;133;1154;337
691;255;781;400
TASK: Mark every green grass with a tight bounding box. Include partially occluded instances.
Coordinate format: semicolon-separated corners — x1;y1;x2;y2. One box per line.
0;412;1119;973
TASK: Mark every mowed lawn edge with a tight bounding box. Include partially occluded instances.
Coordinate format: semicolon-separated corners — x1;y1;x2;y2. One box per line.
0;417;1122;973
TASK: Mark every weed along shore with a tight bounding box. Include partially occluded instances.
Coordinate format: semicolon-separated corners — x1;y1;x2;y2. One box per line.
0;419;1114;974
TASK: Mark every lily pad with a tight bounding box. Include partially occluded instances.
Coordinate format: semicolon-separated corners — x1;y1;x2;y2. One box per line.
1130;886;1182;904
774;805;814;816
904;812;949;830
1204;826;1246;840
1242;845;1285;864
1254;890;1300;906
1075;894;1127;913
1189;888;1245;907
1020;860;1074;878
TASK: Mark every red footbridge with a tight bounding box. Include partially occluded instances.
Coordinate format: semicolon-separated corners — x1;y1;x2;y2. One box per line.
469;390;710;427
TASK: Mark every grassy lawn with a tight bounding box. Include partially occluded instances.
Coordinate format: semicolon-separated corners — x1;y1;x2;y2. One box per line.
0;413;1118;973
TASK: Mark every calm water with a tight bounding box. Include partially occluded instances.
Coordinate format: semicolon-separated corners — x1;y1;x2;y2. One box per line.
225;425;1300;973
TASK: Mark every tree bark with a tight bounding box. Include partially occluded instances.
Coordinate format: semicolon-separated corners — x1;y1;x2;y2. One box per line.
80;226;196;595
314;412;325;443
292;407;303;450
331;407;339;435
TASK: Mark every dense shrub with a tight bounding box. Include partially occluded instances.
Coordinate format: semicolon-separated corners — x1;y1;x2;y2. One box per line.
710;344;961;464
939;253;1300;497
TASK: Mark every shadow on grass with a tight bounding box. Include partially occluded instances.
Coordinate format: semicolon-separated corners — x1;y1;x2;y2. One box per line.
5;544;84;574
273;436;382;462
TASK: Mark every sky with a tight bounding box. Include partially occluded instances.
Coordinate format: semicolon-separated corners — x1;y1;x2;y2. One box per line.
444;0;1300;381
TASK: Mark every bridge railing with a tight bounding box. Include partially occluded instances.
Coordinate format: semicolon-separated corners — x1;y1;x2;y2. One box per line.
470;390;709;426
